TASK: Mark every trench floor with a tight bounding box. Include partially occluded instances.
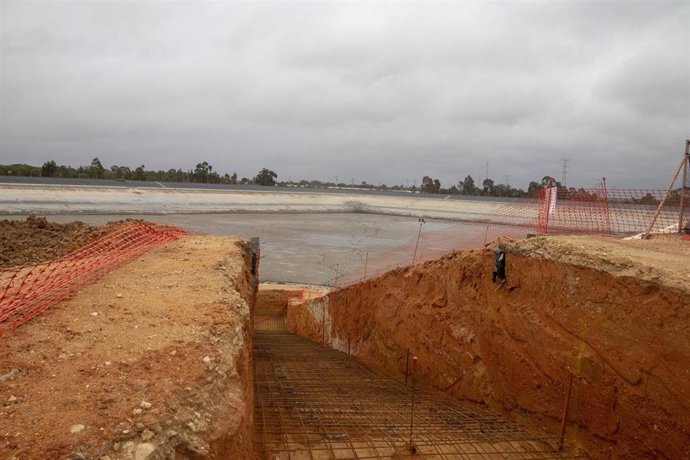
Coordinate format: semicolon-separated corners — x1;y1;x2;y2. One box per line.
253;317;583;459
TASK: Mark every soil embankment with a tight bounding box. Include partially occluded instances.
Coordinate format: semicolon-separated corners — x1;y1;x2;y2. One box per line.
0;236;257;458
287;235;690;459
255;283;330;332
0;216;128;268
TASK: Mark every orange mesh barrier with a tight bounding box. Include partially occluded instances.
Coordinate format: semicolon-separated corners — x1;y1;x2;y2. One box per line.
0;221;188;337
336;181;688;286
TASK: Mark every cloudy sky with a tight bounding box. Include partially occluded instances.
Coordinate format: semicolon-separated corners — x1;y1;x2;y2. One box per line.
1;1;688;189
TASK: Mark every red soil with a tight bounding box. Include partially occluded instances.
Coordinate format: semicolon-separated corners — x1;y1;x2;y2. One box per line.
0;216;132;268
0;236;256;458
288;235;690;459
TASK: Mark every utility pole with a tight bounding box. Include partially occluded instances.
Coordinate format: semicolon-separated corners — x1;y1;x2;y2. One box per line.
561;159;570;187
504;175;510;187
485;161;489;183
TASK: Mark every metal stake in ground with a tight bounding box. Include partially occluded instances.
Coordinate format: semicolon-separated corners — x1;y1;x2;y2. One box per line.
363;251;369;280
558;369;575;451
409;355;418;453
321;303;327;346
412;219;425;264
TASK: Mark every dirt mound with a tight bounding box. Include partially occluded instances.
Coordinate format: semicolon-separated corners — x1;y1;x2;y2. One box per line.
0;216;135;268
505;234;690;292
0;236;256;458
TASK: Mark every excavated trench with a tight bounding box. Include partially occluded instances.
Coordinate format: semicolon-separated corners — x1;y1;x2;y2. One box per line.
252;315;580;459
5;218;686;458
283;240;690;459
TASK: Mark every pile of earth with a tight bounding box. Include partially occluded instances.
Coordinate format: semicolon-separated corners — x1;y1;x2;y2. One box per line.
0;216;131;268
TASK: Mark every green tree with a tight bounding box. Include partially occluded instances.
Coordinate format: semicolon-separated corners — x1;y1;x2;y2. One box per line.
421;176;432;193
638;193;659;206
459;175;477;195
133;165;146;181
254;168;277;186
482;178;494;196
527;181;540;196
41;160;58;177
193;161;213;183
421;176;441;193
90;157;105;179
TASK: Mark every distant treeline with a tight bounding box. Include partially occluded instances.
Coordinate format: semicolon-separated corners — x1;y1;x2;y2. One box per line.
0;159;243;184
0;159;641;201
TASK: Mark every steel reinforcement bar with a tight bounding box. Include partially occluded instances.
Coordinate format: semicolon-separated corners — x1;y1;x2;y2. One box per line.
253;330;585;459
0;221;188;337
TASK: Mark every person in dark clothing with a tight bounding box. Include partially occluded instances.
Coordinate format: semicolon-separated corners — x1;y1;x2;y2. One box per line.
492;247;506;283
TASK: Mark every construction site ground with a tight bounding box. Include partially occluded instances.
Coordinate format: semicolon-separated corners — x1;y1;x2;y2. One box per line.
2;215;690;459
252;323;582;459
505;233;690;292
0;216;131;268
0;234;255;459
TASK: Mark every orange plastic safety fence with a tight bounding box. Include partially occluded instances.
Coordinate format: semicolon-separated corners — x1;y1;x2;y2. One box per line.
537;185;685;236
0;221;188;337
336;182;688;287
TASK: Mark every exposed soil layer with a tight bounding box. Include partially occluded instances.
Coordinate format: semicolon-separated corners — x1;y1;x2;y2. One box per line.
0;216;130;268
257;283;330;315
0;236;257;458
505;234;690;292
287;234;690;459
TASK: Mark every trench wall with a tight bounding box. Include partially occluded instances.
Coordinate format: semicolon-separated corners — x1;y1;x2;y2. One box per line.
211;239;258;458
286;248;690;459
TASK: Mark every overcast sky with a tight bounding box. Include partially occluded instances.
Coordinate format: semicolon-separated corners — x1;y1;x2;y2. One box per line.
1;1;688;189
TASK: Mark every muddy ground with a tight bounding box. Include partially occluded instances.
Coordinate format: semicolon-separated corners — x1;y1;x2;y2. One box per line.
0;236;256;458
288;234;690;459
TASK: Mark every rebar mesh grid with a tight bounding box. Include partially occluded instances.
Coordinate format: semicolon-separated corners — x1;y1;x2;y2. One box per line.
255;315;288;332
253;331;585;459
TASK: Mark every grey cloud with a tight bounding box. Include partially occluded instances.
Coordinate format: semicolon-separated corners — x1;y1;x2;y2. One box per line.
1;0;688;189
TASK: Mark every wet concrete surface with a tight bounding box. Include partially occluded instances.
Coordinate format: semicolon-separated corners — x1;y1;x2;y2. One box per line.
29;213;455;285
